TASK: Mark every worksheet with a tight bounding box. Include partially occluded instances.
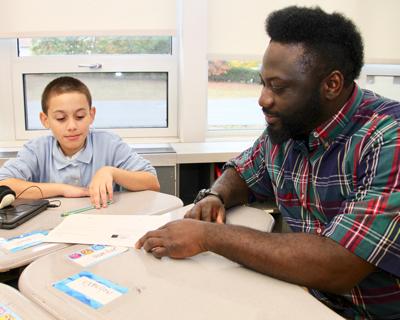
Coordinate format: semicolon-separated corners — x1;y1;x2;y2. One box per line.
44;213;175;247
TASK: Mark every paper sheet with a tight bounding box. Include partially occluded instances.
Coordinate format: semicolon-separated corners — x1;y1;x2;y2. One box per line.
44;213;174;247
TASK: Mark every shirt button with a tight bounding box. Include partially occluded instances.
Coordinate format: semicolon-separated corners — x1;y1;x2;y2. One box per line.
313;132;319;138
316;228;322;234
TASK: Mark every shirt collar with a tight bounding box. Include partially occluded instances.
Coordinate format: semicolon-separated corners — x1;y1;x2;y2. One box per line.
307;83;363;151
52;133;93;170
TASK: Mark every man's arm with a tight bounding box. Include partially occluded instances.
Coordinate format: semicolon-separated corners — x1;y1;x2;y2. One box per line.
185;168;250;222
136;219;375;294
204;223;375;294
210;167;250;208
0;178;89;198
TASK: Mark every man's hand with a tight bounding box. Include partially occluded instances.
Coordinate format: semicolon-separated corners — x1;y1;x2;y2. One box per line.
89;166;114;208
185;196;226;223
135;219;208;259
62;184;90;198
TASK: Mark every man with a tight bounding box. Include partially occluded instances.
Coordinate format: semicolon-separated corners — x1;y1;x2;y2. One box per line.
136;6;400;319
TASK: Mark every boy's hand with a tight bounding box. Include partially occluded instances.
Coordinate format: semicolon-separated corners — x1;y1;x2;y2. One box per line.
62;185;90;198
89;166;114;208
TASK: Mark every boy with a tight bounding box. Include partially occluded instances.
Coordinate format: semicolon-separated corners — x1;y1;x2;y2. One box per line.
0;76;160;208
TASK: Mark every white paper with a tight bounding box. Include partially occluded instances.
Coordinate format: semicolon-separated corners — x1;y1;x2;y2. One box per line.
44;213;174;247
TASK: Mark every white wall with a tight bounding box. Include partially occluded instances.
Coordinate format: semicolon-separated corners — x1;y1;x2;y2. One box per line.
0;0;399;147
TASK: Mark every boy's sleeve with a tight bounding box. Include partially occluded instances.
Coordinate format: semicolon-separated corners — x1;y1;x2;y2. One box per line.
0;145;39;181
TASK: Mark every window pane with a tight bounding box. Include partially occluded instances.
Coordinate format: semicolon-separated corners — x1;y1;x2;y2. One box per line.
18;36;172;56
208;60;264;131
23;72;168;130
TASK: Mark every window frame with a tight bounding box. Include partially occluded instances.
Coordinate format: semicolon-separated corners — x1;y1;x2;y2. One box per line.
358;64;400;85
11;37;178;141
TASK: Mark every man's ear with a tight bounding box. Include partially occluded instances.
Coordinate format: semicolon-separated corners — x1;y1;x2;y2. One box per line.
89;107;96;124
39;112;49;129
323;71;344;100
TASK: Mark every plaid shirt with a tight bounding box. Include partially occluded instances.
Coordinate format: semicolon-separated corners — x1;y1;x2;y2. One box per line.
227;84;400;319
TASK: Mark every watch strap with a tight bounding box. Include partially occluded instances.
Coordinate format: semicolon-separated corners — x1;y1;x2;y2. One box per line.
194;188;224;204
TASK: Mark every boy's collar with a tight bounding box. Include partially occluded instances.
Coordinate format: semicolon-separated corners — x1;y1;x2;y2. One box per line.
52;134;93;169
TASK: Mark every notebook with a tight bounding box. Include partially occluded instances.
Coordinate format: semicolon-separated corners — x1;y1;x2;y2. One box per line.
0;198;49;229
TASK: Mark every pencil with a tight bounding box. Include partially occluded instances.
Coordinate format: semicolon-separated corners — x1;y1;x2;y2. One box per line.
61;200;113;217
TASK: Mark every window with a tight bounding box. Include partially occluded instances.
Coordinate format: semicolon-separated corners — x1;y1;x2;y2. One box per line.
208;60;264;132
12;36;177;140
24;72;168;130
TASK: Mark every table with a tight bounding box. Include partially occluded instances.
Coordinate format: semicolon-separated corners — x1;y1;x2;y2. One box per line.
19;205;343;319
0;283;56;319
0;191;183;272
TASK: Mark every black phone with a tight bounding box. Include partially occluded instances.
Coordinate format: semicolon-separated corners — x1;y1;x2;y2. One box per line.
0;199;49;229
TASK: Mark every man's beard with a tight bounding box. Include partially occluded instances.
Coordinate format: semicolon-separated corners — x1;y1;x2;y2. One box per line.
265;91;322;145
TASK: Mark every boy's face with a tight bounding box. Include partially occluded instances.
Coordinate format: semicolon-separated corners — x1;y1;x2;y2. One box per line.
40;92;96;157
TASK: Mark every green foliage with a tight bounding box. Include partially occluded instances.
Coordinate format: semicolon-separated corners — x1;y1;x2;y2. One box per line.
30;36;171;55
209;66;259;83
208;60;260;83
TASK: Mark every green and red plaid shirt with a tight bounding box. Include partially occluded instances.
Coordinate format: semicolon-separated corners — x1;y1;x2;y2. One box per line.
228;84;400;319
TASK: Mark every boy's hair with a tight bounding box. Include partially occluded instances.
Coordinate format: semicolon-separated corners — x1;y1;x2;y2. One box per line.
41;76;92;114
265;6;364;86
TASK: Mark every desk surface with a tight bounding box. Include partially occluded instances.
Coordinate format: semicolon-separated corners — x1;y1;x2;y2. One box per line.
171;141;253;164
0;283;56;319
0;191;183;272
19;205;342;320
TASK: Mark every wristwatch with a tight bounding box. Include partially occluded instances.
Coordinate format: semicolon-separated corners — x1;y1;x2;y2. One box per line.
194;188;224;204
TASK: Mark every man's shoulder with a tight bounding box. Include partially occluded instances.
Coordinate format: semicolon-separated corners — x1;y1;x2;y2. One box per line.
360;89;400;121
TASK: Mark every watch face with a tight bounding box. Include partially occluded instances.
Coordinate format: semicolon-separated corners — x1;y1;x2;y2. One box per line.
194;189;207;203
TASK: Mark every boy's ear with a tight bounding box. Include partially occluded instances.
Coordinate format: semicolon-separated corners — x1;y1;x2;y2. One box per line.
39;112;49;129
89;107;96;124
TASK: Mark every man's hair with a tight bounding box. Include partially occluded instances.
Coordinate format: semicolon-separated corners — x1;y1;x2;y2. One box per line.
265;6;364;86
41;76;92;114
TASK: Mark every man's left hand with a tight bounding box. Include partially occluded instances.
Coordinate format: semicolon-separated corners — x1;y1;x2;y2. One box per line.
135;219;208;259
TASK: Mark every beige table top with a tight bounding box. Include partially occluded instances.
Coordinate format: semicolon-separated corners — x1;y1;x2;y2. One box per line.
0;283;56;319
0;191;183;272
19;205;342;320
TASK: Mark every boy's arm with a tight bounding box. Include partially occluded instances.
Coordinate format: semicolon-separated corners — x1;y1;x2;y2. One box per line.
112;167;160;192
0;178;89;199
88;167;160;208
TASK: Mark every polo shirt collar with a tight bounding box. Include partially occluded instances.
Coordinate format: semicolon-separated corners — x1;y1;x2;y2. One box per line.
307;83;363;151
53;133;93;170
